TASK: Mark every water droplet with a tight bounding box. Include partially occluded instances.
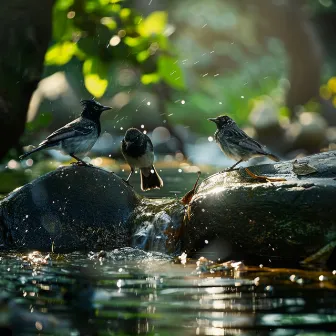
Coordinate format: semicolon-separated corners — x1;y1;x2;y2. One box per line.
319;275;326;281
109;35;121;46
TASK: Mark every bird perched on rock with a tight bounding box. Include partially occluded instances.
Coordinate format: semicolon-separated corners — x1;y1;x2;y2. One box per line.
208;115;280;171
121;128;163;191
19;99;111;165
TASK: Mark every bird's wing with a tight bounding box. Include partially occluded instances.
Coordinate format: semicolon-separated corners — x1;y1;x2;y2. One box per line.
143;133;154;151
44;119;95;143
224;128;267;154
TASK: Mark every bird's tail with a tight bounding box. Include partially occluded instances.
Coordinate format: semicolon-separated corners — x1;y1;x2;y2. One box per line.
19;142;51;160
267;153;280;162
140;165;163;191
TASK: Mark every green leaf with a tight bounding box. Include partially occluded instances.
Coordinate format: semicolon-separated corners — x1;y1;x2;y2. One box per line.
52;10;74;40
26;112;53;132
100;17;117;30
84;75;108;98
54;0;74;11
136;50;150;63
45;42;76;65
83;58;109;98
137;11;167;37
124;36;143;47
158;55;185;90
120;8;131;19
141;73;160;85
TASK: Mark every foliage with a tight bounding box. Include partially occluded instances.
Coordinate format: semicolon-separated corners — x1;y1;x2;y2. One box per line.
46;0;185;98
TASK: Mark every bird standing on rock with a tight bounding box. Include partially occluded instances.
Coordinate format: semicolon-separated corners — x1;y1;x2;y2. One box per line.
19;99;111;165
208;115;280;171
121;128;163;191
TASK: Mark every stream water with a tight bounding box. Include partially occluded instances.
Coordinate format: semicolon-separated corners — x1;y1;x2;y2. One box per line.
0;166;335;335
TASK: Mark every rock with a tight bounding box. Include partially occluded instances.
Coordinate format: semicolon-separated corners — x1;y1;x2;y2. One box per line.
1;152;336;266
0;165;139;252
183;151;336;265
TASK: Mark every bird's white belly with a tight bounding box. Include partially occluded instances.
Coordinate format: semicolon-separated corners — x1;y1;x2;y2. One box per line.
125;150;154;169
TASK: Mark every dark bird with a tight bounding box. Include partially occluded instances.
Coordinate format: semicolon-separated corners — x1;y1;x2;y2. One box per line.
208;115;280;171
121;128;163;191
19;99;111;165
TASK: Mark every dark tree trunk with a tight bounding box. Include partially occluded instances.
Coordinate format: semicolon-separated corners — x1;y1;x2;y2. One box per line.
0;0;54;160
242;0;323;119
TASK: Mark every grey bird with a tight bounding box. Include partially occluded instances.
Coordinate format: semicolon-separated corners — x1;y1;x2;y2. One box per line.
19;99;111;165
121;128;163;191
208;115;280;170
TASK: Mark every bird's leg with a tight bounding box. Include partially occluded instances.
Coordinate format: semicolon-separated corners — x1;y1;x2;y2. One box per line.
122;168;134;187
126;168;134;182
70;154;90;166
222;159;243;173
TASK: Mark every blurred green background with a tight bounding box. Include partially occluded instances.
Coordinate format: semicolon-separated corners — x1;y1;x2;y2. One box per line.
2;0;336;192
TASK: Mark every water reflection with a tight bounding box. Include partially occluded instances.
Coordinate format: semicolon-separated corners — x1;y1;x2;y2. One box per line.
0;249;335;335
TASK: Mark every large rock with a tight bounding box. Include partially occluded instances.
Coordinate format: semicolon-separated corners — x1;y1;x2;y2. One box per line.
0;165;139;252
1;152;335;265
183;151;336;264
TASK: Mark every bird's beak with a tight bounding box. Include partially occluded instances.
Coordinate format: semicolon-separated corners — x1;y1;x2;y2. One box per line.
208;118;217;123
102;106;112;111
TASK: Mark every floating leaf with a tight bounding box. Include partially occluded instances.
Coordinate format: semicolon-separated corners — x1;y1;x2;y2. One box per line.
292;160;318;176
45;42;76;65
141;73;160;85
83;58;109;98
137;11;167;37
158;55;185;90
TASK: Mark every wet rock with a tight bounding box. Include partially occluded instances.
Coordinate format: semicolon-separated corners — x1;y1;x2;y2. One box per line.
0;165;139;252
1;151;336;265
183;151;336;264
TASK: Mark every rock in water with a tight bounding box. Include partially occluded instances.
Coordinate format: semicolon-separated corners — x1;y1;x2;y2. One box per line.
183;151;336;264
0;165;139;252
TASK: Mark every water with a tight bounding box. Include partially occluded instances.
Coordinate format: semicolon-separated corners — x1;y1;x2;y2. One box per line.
0;250;335;335
0;166;335;335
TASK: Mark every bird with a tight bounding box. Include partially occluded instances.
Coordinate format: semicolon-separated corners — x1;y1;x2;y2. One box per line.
121;128;163;191
19;99;111;165
208;115;280;171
